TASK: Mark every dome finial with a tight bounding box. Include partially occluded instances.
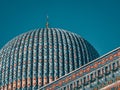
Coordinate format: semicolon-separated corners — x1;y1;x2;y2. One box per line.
46;15;49;29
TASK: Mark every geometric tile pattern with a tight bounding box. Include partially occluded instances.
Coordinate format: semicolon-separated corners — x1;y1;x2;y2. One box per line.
0;28;99;89
39;47;120;90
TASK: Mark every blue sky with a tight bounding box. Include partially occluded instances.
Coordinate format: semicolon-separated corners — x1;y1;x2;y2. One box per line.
0;0;120;55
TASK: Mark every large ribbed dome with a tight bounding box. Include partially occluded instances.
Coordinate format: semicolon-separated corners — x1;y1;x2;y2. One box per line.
0;28;99;89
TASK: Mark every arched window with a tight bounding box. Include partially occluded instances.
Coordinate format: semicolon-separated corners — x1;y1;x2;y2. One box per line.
77;80;79;87
105;66;109;75
70;83;73;90
64;86;66;90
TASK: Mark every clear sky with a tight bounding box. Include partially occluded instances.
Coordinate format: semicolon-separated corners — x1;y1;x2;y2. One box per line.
0;0;120;55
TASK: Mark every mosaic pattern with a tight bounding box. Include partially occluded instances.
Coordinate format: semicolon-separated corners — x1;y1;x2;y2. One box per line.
0;28;99;89
39;47;120;90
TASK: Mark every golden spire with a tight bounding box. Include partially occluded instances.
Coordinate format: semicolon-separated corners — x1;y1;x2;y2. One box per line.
46;15;49;28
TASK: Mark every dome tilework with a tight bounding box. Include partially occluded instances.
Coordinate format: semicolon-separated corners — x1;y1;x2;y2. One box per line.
0;28;99;89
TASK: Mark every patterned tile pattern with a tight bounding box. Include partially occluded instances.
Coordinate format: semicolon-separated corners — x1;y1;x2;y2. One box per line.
0;28;99;89
40;48;120;90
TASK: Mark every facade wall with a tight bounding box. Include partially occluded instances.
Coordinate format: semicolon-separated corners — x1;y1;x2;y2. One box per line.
39;47;120;90
100;80;120;90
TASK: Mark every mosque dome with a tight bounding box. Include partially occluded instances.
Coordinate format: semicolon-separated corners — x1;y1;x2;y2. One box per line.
0;28;99;89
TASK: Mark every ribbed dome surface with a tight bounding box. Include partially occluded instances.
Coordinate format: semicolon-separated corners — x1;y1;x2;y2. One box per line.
0;28;99;89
